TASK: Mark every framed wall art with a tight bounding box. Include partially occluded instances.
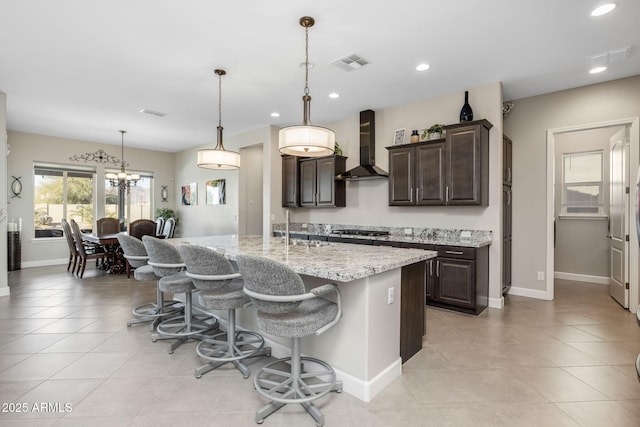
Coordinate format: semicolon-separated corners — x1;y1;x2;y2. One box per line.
181;182;197;206
206;179;226;205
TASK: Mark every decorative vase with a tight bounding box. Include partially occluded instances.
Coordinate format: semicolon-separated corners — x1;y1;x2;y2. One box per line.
410;130;420;143
459;90;473;122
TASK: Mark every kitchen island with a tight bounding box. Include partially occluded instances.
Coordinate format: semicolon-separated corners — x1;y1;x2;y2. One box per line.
172;235;436;402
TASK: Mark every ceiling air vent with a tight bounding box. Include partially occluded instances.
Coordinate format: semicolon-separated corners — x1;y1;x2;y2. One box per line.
332;54;368;71
140;109;167;117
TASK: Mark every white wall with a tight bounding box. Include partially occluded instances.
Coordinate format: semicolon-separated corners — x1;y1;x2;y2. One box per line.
173;126;271;238
504;75;640;298
0;92;8;295
6;131;175;265
279;82;505;303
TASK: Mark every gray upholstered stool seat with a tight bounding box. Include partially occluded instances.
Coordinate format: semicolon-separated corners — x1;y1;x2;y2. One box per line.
143;236;217;353
118;234;182;329
236;254;343;427
178;244;270;379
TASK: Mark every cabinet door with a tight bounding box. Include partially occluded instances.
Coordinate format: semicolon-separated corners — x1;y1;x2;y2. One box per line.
426;259;435;302
446;125;481;204
388;146;415;205
416;142;446;205
316;157;336;206
503;135;512;186
503;184;512;294
282;156;299;207
436;257;475;308
299;159;317;207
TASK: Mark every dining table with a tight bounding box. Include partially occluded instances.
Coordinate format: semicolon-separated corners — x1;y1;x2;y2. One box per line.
81;232;124;273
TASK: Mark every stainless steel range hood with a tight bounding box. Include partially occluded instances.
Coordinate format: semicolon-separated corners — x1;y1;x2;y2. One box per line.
336;109;388;180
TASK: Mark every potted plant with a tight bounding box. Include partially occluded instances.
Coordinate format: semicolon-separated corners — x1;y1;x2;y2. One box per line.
333;141;343;156
155;208;177;222
421;124;445;141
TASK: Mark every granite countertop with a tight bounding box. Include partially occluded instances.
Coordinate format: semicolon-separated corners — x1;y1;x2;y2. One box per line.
272;228;492;248
172;235;436;283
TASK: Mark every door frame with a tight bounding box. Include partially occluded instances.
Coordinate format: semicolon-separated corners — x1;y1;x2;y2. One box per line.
546;117;640;313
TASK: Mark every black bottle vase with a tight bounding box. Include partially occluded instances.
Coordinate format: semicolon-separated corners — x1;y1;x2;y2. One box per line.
459;90;473;122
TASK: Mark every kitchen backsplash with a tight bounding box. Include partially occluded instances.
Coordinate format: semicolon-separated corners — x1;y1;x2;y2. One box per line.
272;222;492;243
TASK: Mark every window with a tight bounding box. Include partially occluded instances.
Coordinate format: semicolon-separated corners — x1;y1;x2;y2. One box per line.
104;172;153;223
561;150;604;215
34;163;95;238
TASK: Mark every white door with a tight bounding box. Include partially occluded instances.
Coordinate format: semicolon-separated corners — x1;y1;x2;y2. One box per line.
609;128;629;308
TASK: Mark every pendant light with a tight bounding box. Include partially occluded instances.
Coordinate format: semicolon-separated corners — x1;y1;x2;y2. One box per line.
105;130;140;190
279;16;335;157
197;69;241;170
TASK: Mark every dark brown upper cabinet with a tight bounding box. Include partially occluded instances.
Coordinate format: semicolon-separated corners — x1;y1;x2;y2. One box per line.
282;155;346;208
282;155;300;207
387;119;492;206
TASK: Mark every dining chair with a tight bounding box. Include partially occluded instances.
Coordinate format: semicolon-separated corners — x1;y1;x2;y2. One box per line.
70;219;109;278
155;217;165;237
129;219;156;239
161;217;176;239
60;218;79;274
96;217;120;236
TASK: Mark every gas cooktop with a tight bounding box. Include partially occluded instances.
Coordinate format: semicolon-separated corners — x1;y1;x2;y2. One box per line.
332;229;390;237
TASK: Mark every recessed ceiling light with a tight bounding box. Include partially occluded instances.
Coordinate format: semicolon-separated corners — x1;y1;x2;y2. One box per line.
270;112;280;118
416;63;431;71
589;66;607;74
591;3;616;16
329;93;340;99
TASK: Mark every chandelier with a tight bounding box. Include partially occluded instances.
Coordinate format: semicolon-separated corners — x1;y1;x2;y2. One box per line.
279;16;335;157
105;130;140;190
197;69;241;170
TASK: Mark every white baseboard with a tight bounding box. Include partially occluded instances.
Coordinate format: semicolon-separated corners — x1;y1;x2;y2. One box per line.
262;335;401;402
0;286;9;297
21;259;67;269
507;286;552;300
554;271;609;285
489;296;504;309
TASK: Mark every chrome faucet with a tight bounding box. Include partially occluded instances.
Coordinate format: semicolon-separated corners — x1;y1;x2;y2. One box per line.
285;209;291;254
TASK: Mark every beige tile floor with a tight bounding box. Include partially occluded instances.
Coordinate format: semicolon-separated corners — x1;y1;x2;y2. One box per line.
1;266;640;426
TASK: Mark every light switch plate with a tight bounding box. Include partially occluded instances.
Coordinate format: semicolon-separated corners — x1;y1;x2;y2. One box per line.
404;228;413;235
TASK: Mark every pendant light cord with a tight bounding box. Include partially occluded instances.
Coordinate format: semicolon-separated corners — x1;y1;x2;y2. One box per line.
304;24;310;96
218;72;222;127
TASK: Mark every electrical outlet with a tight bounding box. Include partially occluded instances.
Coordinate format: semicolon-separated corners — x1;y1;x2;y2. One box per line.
460;230;471;239
301;223;307;229
404;228;412;235
387;287;395;304
537;271;545;281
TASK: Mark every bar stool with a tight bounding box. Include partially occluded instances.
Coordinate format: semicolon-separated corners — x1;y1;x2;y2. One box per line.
178;245;271;379
143;236;216;353
236;254;343;427
117;234;182;329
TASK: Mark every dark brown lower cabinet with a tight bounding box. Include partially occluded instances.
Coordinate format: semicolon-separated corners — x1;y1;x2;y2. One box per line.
430;246;489;315
400;262;426;363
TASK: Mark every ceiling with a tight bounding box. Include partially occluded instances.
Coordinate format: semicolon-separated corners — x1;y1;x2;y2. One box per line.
1;0;639;153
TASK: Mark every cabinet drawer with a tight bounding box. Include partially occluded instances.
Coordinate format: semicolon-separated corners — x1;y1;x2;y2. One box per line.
437;246;475;259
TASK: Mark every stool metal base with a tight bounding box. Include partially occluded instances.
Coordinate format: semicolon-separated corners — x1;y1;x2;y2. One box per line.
195;330;271;379
253;352;342;426
127;287;184;330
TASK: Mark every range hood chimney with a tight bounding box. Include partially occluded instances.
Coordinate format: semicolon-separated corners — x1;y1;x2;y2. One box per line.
336;109;388;180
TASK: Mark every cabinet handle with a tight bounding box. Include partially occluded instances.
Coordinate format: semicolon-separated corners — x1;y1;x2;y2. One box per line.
445;250;464;255
445;186;449;203
507;167;512;184
416;187;419;201
429;260;433;276
436;260;440;277
507;190;512;206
